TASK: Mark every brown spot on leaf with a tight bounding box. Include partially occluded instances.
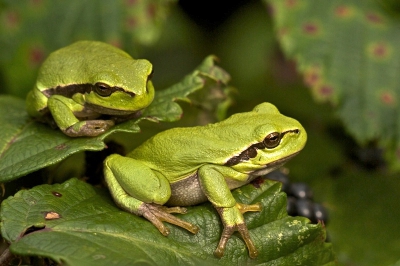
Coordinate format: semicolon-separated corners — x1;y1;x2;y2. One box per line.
55;144;67;150
125;0;137;6
126;17;137;28
147;3;156;18
368;42;391;60
380;91;396;106
109;39;122;48
30;0;43;6
5;11;20;29
45;212;61;220
318;85;334;96
29;47;45;66
285;0;298;8
304;67;321;87
52;191;62;197
334;5;353;18
302;22;320;36
365;12;384;24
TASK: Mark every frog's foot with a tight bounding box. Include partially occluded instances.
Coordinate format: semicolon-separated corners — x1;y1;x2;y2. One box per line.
64;120;115;137
214;202;262;259
139;203;200;236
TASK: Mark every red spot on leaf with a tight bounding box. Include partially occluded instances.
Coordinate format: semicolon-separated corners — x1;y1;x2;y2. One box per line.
368;42;391;59
334;5;352;18
30;0;43;6
125;0;137;6
285;0;298;8
366;12;383;24
5;11;19;28
380;91;395;105
304;67;321;87
302;22;319;35
109;40;122;48
29;47;45;66
147;3;156;18
318;85;334;96
126;17;137;28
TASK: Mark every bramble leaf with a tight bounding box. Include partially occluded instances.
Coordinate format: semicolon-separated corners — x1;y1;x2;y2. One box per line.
265;0;400;169
1;177;335;265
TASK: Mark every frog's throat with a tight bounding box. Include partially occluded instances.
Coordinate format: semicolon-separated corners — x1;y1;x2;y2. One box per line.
249;151;300;177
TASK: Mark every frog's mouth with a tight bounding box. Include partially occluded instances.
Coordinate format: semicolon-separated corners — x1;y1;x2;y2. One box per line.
84;102;142;116
249;151;300;177
73;103;143;124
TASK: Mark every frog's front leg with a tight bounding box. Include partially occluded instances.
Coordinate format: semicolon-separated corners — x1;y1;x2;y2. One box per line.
198;165;262;259
47;95;114;137
103;154;199;235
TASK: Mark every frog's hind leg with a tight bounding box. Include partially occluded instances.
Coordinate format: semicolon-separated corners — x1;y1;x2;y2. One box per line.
103;154;199;235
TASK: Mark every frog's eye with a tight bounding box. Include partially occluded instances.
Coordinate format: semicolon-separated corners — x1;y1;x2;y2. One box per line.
95;82;112;97
263;132;281;149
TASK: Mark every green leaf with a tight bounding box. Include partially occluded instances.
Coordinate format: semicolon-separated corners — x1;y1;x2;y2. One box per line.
265;0;400;169
0;177;335;265
390;259;400;266
0;56;230;183
142;55;231;122
0;0;176;96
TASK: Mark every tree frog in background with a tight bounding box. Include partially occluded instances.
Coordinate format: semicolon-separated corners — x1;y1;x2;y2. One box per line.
26;41;154;137
103;102;307;258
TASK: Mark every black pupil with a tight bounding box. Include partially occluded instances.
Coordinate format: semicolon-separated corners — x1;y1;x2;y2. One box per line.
95;83;112;97
264;132;281;148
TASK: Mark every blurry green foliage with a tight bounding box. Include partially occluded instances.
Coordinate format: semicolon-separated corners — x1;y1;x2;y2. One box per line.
265;0;400;170
0;0;176;96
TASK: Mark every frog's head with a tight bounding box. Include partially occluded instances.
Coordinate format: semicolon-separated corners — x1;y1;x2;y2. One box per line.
225;102;307;173
83;56;154;115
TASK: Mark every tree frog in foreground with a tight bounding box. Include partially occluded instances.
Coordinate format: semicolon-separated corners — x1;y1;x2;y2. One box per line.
104;102;307;258
26;41;154;137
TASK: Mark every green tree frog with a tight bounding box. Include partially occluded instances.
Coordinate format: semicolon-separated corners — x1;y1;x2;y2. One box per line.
26;41;154;137
103;102;307;258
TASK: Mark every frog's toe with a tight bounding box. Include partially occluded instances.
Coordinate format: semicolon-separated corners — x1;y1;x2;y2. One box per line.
214;222;258;259
141;203;199;235
237;202;263;214
64;120;115;137
214;203;259;258
85;120;114;131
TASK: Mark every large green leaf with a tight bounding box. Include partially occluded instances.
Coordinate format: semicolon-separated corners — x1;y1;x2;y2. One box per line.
265;0;400;169
0;56;230;183
0;177;335;265
0;0;176;96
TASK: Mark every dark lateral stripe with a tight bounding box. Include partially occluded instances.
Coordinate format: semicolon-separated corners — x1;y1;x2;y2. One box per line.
42;83;132;98
225;129;300;166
